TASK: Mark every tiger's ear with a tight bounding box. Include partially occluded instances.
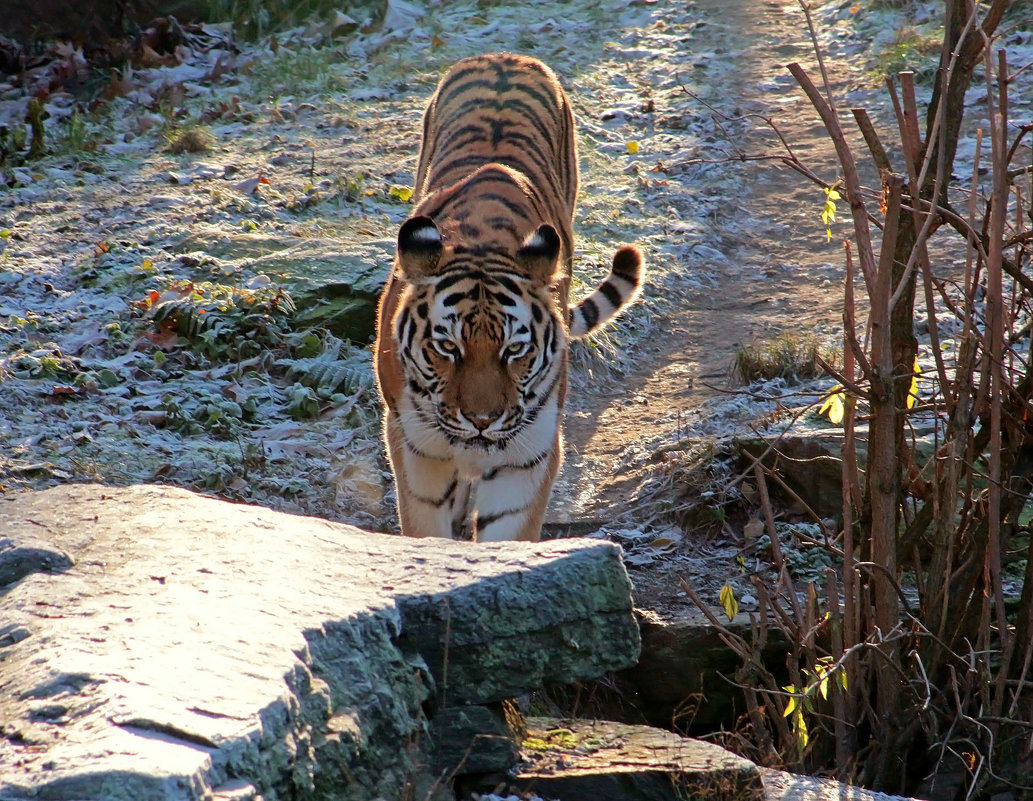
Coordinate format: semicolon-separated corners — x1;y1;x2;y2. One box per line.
516;224;561;283
397;216;442;279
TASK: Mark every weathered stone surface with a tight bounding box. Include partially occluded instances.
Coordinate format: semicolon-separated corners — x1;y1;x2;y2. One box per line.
507;717;764;800
428;703;521;778
759;767;918;800
396;549;642;707
0;484;639;800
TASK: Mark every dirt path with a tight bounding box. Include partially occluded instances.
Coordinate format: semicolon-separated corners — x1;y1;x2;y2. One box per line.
553;0;851;526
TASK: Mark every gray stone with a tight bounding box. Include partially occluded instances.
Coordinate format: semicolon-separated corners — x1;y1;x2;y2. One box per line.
614;607;787;732
396;546;641;707
428;704;521;778
507;717;764;800
0;484;639;801
0;534;73;588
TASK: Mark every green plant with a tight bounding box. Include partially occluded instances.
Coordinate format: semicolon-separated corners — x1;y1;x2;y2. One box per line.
873;26;942;83
285;382;320;419
146;279;296;361
161;389;245;438
60;111;95;155
336;172;366;203
733;333;831;384
820;183;841;242
0;124;28;167
27;98;46;158
249;45;334;95
283;332;372;397
782;655;847;755
197;0;370;40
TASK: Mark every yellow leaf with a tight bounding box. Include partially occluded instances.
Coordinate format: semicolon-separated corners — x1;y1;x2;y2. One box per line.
819;674;829;700
818;387;845;425
626;141;640;155
839;670;848;691
795;709;809;750
821;187;839;242
389;185;413;202
907;356;920;409
784;695;796;718
719;584;738;621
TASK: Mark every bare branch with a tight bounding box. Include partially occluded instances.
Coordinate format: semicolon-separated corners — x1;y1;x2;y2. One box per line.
787;62;877;294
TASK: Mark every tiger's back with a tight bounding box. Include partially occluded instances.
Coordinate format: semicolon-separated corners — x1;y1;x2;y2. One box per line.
414;53;578;254
375;53;643;542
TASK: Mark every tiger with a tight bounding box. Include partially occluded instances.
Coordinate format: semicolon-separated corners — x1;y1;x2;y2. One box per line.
374;52;643;542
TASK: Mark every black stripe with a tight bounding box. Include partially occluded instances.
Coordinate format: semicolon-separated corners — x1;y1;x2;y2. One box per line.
486;218;520;236
413;477;458;508
491;273;523;295
433;270;475;294
479;193;533;219
522;369;561;425
402;434;451;462
401;311;418;353
600;281;623;309
482;450;551;480
578;299;600;331
437;123;491;151
477;507;522;530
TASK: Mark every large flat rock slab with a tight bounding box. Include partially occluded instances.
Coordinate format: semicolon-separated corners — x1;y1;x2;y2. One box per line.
0;484;639;800
509;717;764;800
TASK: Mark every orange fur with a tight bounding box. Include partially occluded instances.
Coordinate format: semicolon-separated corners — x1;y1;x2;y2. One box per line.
374;53;643;542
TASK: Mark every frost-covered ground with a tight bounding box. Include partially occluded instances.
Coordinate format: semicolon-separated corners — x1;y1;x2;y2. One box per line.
1;0;1030;549
0;0;673;526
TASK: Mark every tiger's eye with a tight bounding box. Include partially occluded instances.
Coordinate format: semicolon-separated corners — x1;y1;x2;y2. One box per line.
431;339;461;360
502;342;532;362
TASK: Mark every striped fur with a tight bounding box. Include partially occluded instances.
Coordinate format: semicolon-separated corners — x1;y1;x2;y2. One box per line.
375;53;643;542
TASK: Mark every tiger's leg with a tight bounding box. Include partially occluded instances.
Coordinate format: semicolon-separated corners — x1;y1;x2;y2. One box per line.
472;439;562;543
385;412;460;538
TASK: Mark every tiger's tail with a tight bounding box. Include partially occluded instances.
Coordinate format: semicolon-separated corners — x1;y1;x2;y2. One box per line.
568;245;644;338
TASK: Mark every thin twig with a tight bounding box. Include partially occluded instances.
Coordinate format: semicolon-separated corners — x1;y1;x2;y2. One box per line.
787;62;877;294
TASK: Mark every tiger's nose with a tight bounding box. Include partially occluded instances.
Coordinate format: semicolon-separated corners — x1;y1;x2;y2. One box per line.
468;410;503;430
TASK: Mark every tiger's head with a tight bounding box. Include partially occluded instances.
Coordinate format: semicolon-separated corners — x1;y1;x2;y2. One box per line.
391;215;566;450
